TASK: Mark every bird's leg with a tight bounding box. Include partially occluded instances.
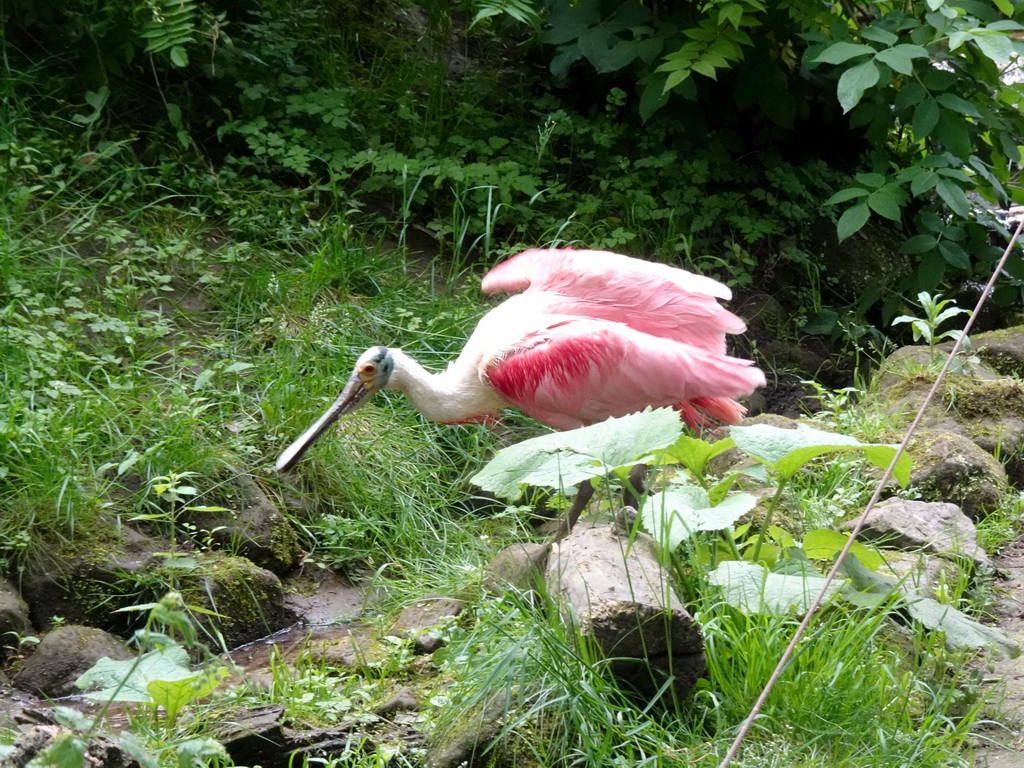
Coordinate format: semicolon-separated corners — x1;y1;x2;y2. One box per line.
552;480;595;542
621;463;649;510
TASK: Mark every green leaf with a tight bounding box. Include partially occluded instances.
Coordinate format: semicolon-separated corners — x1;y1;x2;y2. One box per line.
730;423;911;486
639;75;670;121
643;485;757;548
170;46;189;67
860;27;899;46
935;179;972;217
911;169;939;196
837;201;870;240
938;240;971;270
76;647;193;702
973;30;1014;64
708;560;844;614
802;529;884;570
824;187;869;205
837;59;880;113
906;596;1019;657
935;92;982;118
867;184;906;221
874;44;929;75
901;234;937;254
471;408;683;500
802;309;839;335
912;98;940;137
661;434;735;477
149;667;228;725
813;42;875;65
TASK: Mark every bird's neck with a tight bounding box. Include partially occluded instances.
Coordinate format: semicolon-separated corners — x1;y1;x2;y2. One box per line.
385;349;506;424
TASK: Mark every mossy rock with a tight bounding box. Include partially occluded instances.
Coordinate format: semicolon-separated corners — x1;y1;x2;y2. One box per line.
945;324;1024;379
153;552;293;649
906;430;1007;519
179;474;301;576
20;522;167;633
874;347;1024;487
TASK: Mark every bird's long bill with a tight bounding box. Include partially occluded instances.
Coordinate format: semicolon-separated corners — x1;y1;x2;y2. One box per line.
274;372;375;472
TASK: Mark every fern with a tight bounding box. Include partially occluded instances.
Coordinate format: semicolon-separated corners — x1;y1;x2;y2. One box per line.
139;0;198;66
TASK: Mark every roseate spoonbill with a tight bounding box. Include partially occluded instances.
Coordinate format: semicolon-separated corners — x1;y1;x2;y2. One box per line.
275;248;765;473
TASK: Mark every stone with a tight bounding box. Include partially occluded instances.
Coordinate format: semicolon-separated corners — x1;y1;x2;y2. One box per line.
843;498;990;566
3;725;142;768
483;542;551;594
906;431;1007;519
426;690;506;768
154;552;294;650
12;625;132;698
0;578;32;663
546;520;705;699
20;524;167;632
184;473;301;576
388;595;465;639
947;325;1024;379
875;551;965;599
375;687;421;716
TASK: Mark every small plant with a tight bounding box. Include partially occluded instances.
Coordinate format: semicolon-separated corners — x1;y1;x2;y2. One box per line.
892;291;971;350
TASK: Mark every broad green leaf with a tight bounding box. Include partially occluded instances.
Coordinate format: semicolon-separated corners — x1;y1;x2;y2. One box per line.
837;200;870;240
802;309;839;335
76;647;193;702
860;27;899;45
708;560;844;614
910;168;938;196
643;485;757;549
936;179;972;217
901;234;937;254
730;423;911;486
935;93;982;118
874;44;928;75
854;172;885;188
912;98;940;137
471;409;683;500
639;75;670;121
802;528;884;570
824;187;868;205
867;184;906;221
973;30;1014;64
149;667;229;724
813;42;875;64
837;59;880;113
661;433;735;477
938;240;971;270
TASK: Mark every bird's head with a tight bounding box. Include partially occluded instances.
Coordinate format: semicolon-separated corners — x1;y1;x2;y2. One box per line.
274;346;394;472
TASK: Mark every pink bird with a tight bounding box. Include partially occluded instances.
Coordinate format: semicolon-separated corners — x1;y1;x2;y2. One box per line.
275;248;765;472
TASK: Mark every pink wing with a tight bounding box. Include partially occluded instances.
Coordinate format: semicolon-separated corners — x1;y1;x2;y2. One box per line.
481;248;745;353
484;317;766;431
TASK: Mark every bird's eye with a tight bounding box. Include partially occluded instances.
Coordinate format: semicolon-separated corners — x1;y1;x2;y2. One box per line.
361;363;376;374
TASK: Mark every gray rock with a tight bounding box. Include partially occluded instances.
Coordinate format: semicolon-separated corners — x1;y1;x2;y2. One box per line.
844;498;989;566
375;687;421;716
875;551;965;599
13;625;132;698
483;542;551;594
388;595;465;639
546;520;705;699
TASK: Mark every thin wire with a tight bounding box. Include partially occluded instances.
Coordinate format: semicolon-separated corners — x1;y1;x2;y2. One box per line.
718;215;1024;768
